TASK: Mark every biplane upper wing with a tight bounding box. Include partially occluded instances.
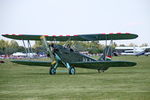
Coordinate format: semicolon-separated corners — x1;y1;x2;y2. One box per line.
2;33;138;41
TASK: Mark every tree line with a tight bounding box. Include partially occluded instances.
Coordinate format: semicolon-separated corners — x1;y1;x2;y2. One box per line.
0;39;25;55
0;39;149;55
22;41;116;54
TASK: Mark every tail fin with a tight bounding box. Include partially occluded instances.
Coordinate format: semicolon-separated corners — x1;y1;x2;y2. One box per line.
98;46;112;61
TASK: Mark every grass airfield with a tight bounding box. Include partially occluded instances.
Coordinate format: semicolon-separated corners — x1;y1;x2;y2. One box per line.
0;56;150;100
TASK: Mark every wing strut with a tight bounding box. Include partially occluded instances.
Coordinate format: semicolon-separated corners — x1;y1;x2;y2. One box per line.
104;36;107;60
22;40;28;57
27;40;34;58
22;40;35;58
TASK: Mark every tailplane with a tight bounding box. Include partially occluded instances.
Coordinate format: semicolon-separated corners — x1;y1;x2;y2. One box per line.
98;46;112;61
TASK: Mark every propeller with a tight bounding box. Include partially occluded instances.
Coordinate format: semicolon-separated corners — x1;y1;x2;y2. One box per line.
40;36;56;64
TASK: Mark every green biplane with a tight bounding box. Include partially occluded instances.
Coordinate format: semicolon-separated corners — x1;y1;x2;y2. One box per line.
2;33;138;75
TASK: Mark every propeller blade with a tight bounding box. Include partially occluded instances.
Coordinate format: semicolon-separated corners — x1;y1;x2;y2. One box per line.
40;36;55;63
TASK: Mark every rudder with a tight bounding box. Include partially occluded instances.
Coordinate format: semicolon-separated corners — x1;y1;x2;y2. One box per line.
98;46;112;61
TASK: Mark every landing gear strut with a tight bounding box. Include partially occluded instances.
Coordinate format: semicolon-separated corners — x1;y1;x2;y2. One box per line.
98;69;105;73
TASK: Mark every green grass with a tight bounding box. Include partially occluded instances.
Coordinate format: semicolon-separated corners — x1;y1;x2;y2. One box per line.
0;56;150;100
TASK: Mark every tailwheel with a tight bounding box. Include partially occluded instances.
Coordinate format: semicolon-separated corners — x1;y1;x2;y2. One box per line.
69;67;76;75
101;70;105;72
98;67;109;73
49;67;56;75
97;69;104;73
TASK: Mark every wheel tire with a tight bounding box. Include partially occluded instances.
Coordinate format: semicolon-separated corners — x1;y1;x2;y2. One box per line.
98;69;101;73
49;68;56;75
69;67;75;75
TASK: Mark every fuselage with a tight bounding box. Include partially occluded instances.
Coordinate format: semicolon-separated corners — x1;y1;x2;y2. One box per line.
52;45;96;63
121;50;145;56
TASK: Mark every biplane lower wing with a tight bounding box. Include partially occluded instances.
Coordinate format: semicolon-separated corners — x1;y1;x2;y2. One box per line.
11;60;65;67
70;61;136;69
11;60;51;67
11;60;136;69
2;33;138;41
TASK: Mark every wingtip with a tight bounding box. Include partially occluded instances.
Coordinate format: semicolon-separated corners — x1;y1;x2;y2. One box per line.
133;33;139;39
127;33;139;39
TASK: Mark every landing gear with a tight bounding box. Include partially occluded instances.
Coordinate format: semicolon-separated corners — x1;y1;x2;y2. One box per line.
49;62;76;75
98;67;109;73
49;67;56;75
69;67;76;75
49;61;58;75
98;69;105;73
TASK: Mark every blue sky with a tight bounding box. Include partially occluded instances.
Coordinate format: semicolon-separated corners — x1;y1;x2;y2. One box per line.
0;0;150;46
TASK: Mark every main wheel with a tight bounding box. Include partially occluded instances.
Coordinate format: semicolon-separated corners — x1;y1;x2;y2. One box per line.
49;67;56;75
69;67;76;75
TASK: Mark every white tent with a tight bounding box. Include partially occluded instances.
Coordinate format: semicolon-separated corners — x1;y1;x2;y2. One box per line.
12;52;27;57
26;53;37;57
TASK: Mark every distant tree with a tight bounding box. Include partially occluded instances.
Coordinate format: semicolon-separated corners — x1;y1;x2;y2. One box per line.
0;39;25;55
0;39;9;49
128;43;137;47
32;41;46;54
33;46;46;54
5;47;18;55
32;41;105;54
119;44;126;47
33;41;43;48
88;48;102;54
86;41;104;53
140;43;148;47
0;39;9;55
18;46;26;52
9;40;19;48
0;49;3;55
